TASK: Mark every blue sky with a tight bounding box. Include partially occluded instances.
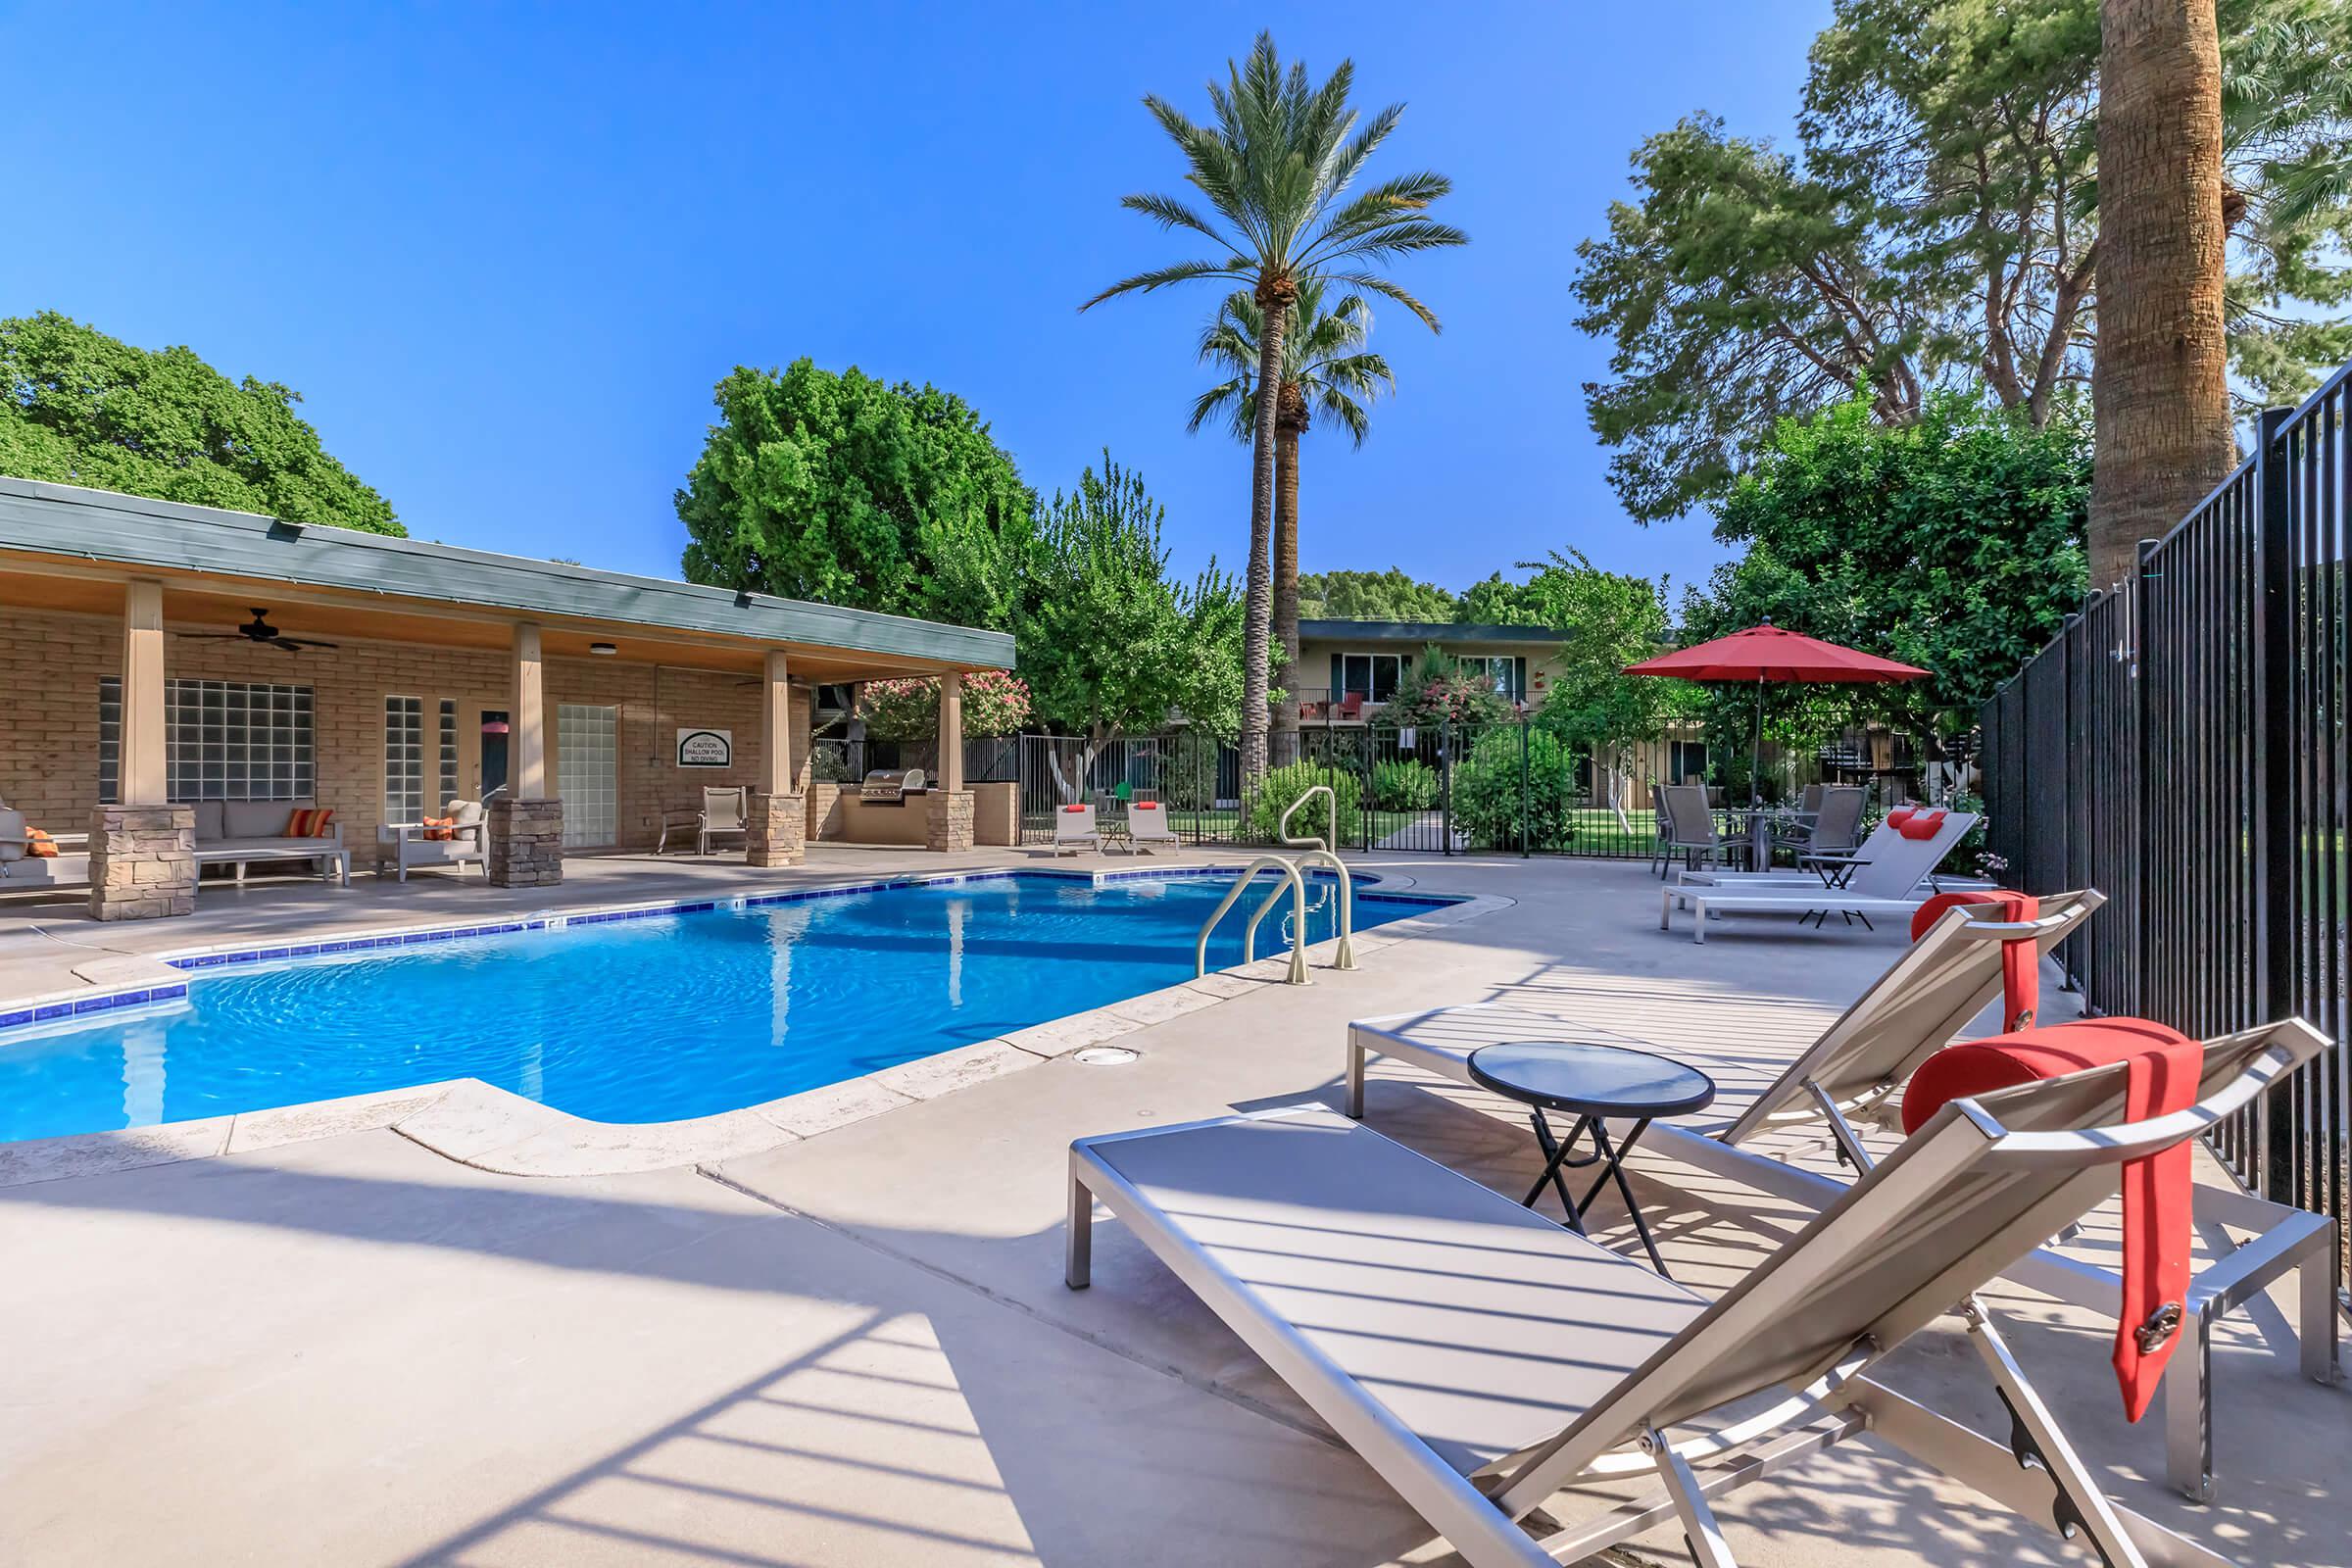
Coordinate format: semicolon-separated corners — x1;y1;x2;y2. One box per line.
3;2;1829;603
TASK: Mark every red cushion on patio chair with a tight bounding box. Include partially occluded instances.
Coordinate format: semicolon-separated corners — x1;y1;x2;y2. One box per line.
1061;805;1090;813
1910;890;2040;1030
1901;1018;2202;1423
1886;807;1916;828
1893;808;1945;840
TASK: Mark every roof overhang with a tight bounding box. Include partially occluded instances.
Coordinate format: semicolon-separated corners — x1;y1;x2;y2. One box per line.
1297;619;1572;645
0;478;1015;680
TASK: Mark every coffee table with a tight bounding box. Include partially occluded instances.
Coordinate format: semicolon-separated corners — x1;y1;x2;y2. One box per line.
1466;1040;1716;1276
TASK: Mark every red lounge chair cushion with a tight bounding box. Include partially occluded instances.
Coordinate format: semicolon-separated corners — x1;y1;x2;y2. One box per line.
1886;807;1915;827
1893;808;1946;840
1901;1018;2202;1422
1134;801;1157;809
1910;890;2040;1030
1061;805;1090;813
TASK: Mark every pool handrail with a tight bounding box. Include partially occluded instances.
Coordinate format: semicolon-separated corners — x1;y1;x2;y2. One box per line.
1195;855;1310;985
1286;848;1356;970
1278;785;1335;856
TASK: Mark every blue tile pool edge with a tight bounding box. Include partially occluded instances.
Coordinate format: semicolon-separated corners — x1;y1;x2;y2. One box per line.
0;865;1464;1037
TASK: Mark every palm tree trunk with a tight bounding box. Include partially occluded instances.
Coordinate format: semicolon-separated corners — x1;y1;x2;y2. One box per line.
1240;293;1287;781
2089;0;2235;588
1270;417;1301;746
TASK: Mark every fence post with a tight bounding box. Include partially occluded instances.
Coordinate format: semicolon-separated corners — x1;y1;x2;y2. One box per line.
2132;535;2161;1031
1519;721;1532;858
1440;720;1454;858
2250;406;2297;1201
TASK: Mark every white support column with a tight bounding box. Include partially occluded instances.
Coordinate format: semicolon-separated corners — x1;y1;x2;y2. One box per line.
89;578;195;919
121;578;167;805
747;649;805;867
936;671;964;793
513;622;547;800
760;650;793;796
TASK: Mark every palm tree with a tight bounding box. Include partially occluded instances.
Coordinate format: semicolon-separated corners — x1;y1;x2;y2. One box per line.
1191;280;1397;742
1082;32;1464;779
2090;0;2236;588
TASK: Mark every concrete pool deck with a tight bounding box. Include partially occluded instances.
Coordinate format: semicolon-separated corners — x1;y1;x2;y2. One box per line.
1;855;2344;1566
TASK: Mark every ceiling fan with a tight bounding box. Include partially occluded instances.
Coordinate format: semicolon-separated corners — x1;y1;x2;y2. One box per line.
178;608;340;654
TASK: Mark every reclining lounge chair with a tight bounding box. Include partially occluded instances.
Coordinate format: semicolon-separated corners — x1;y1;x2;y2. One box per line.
1067;1022;2323;1566
1348;891;2342;1498
1660;810;1979;941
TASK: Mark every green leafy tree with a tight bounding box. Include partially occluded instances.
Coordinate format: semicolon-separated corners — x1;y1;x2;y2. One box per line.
1194;277;1403;732
1018;453;1247;798
1575;0;2352;525
1084;31;1465;779
0;312;399;532
1682;390;2090;750
1505;549;1695;812
1296;567;1457;621
675;359;1037;628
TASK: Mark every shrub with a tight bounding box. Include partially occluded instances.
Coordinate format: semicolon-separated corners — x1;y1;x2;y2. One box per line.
1161;738;1225;810
1245;760;1361;849
857;670;1033;740
1371;758;1439;812
1449;728;1580;851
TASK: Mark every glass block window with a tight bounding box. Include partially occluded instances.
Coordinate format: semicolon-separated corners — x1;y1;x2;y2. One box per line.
99;678;314;804
385;696;426;823
558;703;618;848
438;699;460;808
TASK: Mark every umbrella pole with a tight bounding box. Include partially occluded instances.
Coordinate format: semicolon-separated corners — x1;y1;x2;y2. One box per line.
1750;677;1763;808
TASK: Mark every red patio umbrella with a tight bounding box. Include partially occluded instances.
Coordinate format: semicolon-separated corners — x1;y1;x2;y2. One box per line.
1624;620;1927;806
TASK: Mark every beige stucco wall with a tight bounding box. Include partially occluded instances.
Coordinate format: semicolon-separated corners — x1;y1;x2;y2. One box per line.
1294;636;1567;704
0;607;812;853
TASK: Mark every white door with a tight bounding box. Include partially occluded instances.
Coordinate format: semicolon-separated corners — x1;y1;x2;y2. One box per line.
557;704;617;848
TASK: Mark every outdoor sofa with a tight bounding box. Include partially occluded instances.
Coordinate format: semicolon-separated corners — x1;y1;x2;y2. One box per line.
0;807;89;891
195;799;350;886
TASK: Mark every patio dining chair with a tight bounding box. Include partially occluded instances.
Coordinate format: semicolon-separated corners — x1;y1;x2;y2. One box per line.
1348;889;2342;1499
1645;784;1674;878
1773;783;1866;859
1657;784;1733;874
697;786;748;857
1068;1022;2320;1565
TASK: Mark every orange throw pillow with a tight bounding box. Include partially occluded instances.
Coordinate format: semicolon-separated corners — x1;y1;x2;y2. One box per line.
284;807;337;837
421;814;456;842
24;827;58;858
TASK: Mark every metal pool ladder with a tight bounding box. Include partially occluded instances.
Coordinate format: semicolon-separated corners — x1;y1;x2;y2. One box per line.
1275;785;1356;970
1195;856;1310;985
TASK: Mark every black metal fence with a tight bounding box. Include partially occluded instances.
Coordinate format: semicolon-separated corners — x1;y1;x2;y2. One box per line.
1979;368;2351;1304
1004;722;1675;858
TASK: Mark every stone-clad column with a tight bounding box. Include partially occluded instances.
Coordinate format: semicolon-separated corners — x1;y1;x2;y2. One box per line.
747;650;806;866
924;669;973;853
488;624;564;886
90;579;195;920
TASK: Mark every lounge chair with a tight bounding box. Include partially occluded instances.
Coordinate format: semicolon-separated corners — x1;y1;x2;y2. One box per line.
1068;1022;2320;1566
1127;801;1180;855
1348;892;2342;1498
0;806;90;892
1052;803;1099;856
697;786;747;857
1660;809;1979;941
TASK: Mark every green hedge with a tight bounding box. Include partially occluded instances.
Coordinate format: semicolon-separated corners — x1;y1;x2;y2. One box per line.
1246;760;1362;848
1449;728;1580;851
1371;758;1440;811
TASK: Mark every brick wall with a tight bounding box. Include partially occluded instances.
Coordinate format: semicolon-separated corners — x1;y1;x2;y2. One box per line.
0;608;814;853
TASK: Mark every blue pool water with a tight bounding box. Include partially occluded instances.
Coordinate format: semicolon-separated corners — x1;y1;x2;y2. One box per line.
0;872;1442;1143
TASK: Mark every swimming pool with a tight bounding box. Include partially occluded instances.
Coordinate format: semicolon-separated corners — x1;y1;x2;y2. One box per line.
0;871;1446;1144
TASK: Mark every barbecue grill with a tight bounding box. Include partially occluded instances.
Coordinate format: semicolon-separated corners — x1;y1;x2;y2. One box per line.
858;768;927;806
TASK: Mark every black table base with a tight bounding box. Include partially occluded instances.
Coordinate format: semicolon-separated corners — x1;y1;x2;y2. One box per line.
1520;1109;1670;1275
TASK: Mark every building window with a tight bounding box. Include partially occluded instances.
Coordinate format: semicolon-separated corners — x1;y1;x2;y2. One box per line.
98;678;315;804
1339;652;1408;704
558;704;618;848
1670;740;1709;785
438;699;460;808
1461;656;1527;702
385;697;425;823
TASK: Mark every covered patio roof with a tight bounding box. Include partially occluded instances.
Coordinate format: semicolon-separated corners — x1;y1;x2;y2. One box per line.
0;477;1014;680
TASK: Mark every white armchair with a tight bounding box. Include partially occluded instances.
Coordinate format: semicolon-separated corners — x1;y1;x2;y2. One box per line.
698;787;748;857
376;799;489;882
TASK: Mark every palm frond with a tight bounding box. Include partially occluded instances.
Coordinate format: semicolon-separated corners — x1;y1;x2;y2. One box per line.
1321;271;1444;332
1080;259;1251;312
1120;192;1238;251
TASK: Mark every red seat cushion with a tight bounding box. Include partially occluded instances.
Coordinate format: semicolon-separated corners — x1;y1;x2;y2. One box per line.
1894;808;1945;840
1902;1018;2203;1422
1910;890;2040;1031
